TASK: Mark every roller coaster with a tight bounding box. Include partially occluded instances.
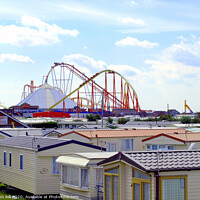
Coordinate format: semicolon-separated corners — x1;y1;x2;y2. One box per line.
22;62;141;112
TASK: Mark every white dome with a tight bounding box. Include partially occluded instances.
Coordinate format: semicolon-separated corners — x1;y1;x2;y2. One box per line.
18;83;77;109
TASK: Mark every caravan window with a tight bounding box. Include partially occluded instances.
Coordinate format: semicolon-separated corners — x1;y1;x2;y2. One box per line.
107;143;117;152
146;145;175;151
4;151;7;166
52;157;60;174
161;176;187;200
62;165;89;188
119;139;134;151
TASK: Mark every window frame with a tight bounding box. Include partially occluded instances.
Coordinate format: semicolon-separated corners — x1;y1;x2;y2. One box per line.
20;154;23;171
4;151;7;166
107;142;117;152
61;165;90;189
119;138;134;151
9;152;12;168
146;144;175;151
95;167;104;187
160;175;187;200
104;166;120;200
52;157;60;175
132;167;151;200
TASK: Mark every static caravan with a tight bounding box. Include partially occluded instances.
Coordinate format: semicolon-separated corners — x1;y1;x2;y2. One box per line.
59;129;191;152
56;152;115;200
98;150;200;200
142;133;200;151
0;136;105;196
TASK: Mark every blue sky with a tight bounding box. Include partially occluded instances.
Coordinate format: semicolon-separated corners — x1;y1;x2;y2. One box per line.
1;0;200;112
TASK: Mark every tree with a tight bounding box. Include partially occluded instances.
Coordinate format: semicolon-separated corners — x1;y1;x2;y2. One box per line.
117;117;130;124
192;117;200;123
86;113;101;121
106;117;113;124
180;116;191;124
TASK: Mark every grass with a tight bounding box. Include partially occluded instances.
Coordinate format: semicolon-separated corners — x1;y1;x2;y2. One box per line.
106;125;118;129
0;183;25;200
0;191;25;200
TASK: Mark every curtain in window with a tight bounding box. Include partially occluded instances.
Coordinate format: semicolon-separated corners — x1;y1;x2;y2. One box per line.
105;175;111;200
96;168;103;186
162;178;185;200
108;143;117;152
120;139;133;151
62;166;79;186
81;169;89;188
143;182;150;200
113;176;118;200
133;183;140;200
52;157;60;174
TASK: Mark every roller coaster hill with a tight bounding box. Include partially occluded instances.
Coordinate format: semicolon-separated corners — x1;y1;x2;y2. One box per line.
16;62;141;117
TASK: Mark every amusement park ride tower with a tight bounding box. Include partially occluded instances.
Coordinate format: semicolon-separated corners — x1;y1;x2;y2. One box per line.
20;63;141;113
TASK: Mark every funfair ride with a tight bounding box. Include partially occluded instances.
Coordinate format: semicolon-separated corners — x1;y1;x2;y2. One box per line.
22;63;141;113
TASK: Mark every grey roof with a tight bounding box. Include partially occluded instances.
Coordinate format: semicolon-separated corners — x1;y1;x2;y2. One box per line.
98;150;200;172
0;130;12;137
74;152;117;159
43;130;62;137
2;128;43;137
1;128;83;138
0;136;106;152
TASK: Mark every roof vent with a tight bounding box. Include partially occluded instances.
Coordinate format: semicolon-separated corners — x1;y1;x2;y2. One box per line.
132;128;136;130
124;128;128;130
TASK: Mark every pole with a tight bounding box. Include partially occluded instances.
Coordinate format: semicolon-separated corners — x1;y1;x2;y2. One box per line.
101;90;104;128
167;103;169;116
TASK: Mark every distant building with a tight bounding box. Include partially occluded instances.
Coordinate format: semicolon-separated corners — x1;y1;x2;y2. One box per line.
10;103;39;117
0;110;29;128
152;111;167;117
168;109;180;116
137;110;148;117
176;113;197;119
110;109;137;117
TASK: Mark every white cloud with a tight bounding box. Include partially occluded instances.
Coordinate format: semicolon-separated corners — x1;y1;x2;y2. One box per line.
145;39;200;83
141;36;200;111
62;54;107;76
62;54;143;78
0;53;34;63
108;64;142;76
130;1;138;5
62;39;200;111
115;37;159;48
118;17;145;25
0;16;79;46
83;46;88;50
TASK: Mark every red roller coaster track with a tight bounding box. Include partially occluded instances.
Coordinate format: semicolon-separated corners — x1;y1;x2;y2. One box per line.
22;62;141;112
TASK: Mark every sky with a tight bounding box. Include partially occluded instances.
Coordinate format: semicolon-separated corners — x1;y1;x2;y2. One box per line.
0;0;200;112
